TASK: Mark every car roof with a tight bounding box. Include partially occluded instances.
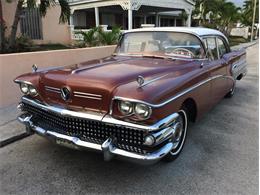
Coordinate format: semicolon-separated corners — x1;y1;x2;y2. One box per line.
125;27;228;43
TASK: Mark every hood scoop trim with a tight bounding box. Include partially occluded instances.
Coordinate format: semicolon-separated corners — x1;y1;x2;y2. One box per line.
137;74;169;88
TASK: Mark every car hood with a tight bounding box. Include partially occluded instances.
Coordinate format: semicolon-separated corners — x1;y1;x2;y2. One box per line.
29;56;201;113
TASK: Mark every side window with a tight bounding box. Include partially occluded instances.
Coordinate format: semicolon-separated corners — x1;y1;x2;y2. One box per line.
217;38;227;58
206;37;218;60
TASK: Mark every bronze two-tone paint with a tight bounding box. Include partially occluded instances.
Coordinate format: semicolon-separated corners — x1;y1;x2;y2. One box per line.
14;27;247;164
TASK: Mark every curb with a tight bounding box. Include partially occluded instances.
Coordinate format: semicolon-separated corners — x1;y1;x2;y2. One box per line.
243;41;258;49
0;132;31;148
231;40;258;50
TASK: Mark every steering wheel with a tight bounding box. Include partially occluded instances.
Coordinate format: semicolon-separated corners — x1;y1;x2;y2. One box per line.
171;48;195;58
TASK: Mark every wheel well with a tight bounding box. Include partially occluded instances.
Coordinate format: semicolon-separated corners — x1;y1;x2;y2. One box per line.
182;98;197;123
236;74;243;80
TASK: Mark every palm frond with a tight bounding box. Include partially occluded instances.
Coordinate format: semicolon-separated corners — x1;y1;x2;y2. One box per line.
26;0;36;9
39;0;69;23
58;0;70;23
77;27;99;47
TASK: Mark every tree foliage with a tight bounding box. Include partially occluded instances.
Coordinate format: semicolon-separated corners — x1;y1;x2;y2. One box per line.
193;0;241;36
240;0;259;27
2;0;70;51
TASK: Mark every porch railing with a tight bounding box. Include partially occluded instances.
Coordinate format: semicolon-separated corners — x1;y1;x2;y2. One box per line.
71;28;124;41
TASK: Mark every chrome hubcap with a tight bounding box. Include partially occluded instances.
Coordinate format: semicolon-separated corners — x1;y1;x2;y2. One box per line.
170;110;187;155
172;120;184;149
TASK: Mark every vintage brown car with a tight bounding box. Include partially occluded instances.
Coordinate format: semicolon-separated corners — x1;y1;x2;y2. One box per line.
15;27;247;164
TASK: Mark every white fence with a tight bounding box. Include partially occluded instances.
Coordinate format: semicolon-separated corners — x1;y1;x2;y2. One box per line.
230;27;249;39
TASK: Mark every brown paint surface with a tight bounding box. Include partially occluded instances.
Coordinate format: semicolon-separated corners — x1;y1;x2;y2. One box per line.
14;50;246;124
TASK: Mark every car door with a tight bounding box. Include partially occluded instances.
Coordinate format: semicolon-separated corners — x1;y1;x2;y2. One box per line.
216;37;234;93
203;36;229;106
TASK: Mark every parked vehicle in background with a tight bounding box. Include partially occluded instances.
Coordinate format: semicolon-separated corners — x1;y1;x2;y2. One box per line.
15;27;247;164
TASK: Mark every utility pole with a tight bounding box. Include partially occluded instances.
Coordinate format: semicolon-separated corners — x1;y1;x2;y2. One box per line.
251;0;257;42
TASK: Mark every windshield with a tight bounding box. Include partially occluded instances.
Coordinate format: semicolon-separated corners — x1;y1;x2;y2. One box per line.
115;32;205;59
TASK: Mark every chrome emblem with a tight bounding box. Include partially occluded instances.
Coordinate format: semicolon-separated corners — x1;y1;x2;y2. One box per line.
61;87;71;101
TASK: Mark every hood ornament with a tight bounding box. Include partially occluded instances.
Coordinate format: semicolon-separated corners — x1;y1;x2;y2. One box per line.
32;64;38;72
137;75;145;87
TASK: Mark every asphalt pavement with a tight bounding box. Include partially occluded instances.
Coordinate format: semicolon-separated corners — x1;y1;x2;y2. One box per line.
0;43;258;195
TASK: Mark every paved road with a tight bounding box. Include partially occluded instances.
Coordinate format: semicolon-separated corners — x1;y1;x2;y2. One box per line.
0;44;258;195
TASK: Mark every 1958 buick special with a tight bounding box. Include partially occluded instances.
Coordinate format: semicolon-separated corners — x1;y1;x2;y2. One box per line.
15;27;247;164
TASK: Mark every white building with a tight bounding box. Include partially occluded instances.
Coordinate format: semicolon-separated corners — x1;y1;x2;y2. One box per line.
2;0;195;44
69;0;195;39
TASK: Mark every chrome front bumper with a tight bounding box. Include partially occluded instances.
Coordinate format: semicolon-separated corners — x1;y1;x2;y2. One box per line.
18;97;180;164
18;114;175;164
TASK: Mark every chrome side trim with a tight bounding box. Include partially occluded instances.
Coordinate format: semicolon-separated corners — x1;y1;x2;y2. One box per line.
20;96;179;131
74;94;102;100
45;86;60;91
74;91;102;100
113;75;235;108
45;86;61;93
18;114;174;164
74;92;102;97
46;89;61;93
14;79;33;85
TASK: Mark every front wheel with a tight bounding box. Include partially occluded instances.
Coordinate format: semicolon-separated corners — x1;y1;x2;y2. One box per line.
163;107;188;162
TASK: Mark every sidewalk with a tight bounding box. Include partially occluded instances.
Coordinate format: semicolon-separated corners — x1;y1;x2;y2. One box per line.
0;40;258;147
231;40;258;50
0;105;29;147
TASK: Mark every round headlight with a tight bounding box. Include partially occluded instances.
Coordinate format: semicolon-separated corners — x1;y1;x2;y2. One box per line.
28;85;38;96
119;101;133;115
20;83;29;94
134;103;152;119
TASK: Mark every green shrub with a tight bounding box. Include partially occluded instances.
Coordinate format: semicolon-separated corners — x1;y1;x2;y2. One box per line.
98;26;122;45
76;27;99;47
77;26;122;47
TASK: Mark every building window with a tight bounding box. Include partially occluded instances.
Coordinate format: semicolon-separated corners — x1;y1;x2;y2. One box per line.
146;16;155;26
160;17;175;27
20;8;43;40
101;13;115;29
176;19;183;26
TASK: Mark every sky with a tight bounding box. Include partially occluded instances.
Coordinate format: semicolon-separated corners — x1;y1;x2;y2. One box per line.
228;0;245;7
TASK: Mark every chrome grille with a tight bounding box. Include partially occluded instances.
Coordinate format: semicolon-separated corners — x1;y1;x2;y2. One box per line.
22;102;147;154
